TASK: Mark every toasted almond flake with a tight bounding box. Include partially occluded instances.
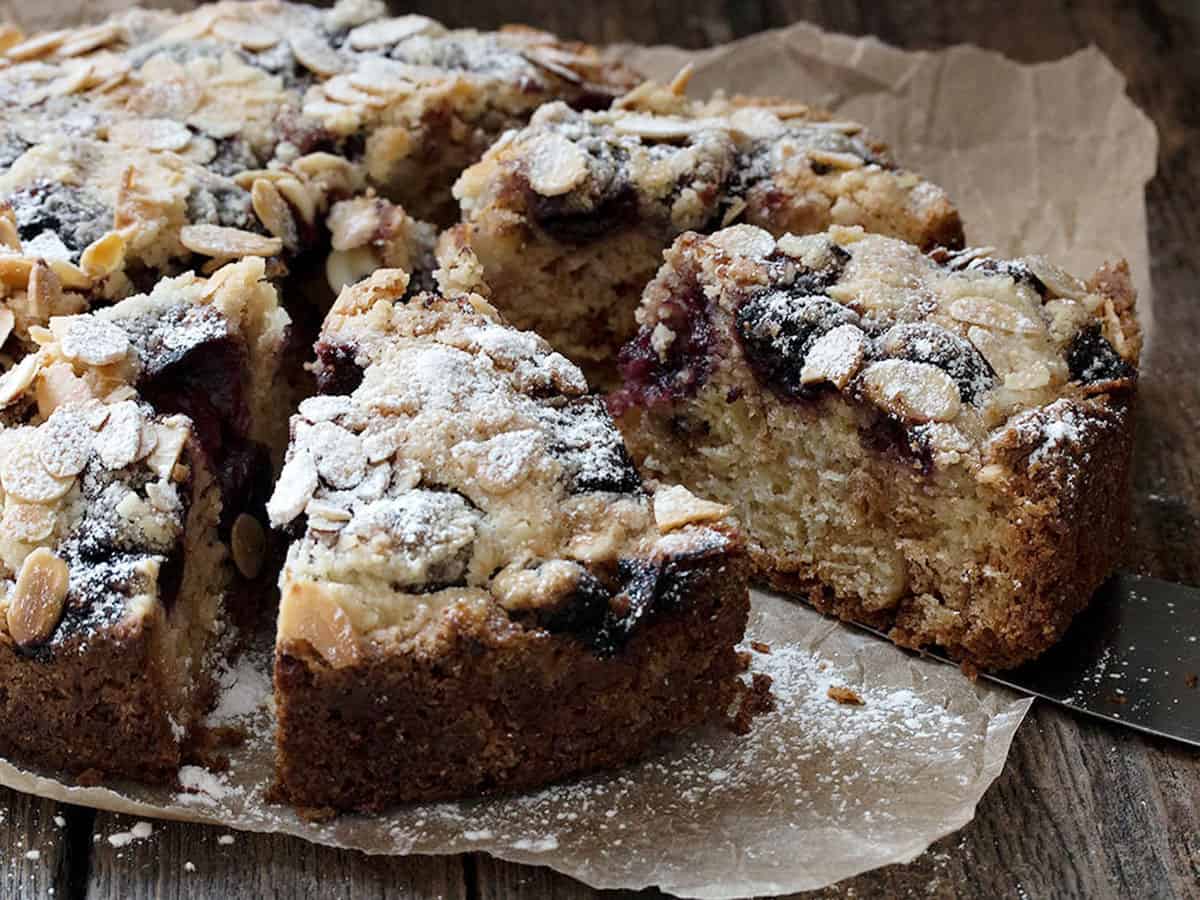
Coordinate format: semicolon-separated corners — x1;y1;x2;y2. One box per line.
948;296;1040;335
309;421;366;489
180;225;282;258
135;419;159;463
267;449;319;526
102;384;137;404
7;548;69;647
109;117;193;152
5;30;65;61
0;216;19;250
800;323;869;389
860;359;961;424
347;15;439;50
808;148;865;170
1023;255;1087;301
289;30;343;76
145;479;180;512
526;133;589;197
653;484;730;532
1004;361;1052;391
275;176;316;225
322;76;378;108
95;400;143;469
0;27;23;55
37;408;92;477
146;417;189;480
0;307;13;346
305;498;352;522
211;17;279;50
231;513;266;579
35;362;93;417
54;315;130;367
612;113;705;140
47;259;90;290
80;231;126;278
3;501;57;542
55;23;119;58
50;62;95;96
0;430;73;503
707;224;776;260
0;257;32;289
0;355;41;408
27;260;62;321
251;179;298;251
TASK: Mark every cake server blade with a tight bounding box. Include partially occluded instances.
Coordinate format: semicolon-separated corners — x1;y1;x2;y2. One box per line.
850;573;1200;748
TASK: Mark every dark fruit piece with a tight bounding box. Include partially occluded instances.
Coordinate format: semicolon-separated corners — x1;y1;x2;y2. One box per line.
735;291;859;400
878;322;996;402
1067;323;1135;384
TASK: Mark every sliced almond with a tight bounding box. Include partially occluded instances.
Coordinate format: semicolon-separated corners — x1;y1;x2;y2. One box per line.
5;30;65;62
212;17;279;50
146;417;190;480
231;512;266;579
26;260;62;322
53;315;130;367
251;179;299;251
275;176;316;226
35;362;94;418
0;429;74;503
109;117;193;152
180;224;283;259
3;501;56;543
289;30;343;77
79;230;126;278
55;23;119;58
707;224;776;261
948;297;1040;335
37;407;93;477
807;148;865;170
267;449;319;527
0;215;19;250
612;113;707;140
325;246;380;294
526;133;589;197
653;484;730;532
0;354;39;408
860;359;962;424
94;399;143;470
347;15;440;50
1023;255;1087;301
0;26;23;55
145;479;180;512
7;547;69;648
0;307;13;347
800;323;869;389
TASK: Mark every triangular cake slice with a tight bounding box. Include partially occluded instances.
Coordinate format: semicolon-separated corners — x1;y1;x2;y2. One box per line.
612;224;1140;671
0;257;289;778
267;268;749;811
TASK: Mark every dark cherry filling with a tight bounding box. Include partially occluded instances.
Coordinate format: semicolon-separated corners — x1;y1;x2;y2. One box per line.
610;280;715;415
314;341;366;395
9;180;111;260
878;322;996;403
734;292;859;401
524;181;638;243
858;413;935;476
528;546;721;657
1067;323;1135;384
542;396;643;495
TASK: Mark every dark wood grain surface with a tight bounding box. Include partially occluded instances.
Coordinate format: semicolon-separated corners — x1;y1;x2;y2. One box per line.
2;1;1198;898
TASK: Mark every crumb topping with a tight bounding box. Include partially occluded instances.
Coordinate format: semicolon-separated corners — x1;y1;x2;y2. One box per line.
617;225;1139;473
270;270;738;664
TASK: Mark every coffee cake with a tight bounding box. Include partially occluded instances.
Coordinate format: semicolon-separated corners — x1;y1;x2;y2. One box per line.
267;268;749;810
0;256;290;778
447;76;963;382
612;225;1139;670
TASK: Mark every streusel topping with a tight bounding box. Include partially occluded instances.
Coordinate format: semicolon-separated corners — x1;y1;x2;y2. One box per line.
270;270;738;664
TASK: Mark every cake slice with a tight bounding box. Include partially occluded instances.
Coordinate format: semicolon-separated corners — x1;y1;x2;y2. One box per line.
267;267;749;811
446;78;964;382
0;257;289;779
611;225;1139;670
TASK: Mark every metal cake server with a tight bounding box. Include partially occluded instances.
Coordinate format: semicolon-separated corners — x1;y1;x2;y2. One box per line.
850;573;1200;748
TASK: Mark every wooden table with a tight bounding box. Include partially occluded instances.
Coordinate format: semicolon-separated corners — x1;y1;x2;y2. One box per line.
3;1;1199;897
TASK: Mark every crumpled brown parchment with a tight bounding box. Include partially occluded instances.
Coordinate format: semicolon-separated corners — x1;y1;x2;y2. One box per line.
0;8;1158;898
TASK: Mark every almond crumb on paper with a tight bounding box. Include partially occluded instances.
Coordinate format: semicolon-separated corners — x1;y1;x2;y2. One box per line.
217;834;236;845
827;685;864;706
750;640;771;654
1185;673;1197;689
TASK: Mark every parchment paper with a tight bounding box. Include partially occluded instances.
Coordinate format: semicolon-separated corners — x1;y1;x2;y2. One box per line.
1;592;1031;898
0;7;1160;897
